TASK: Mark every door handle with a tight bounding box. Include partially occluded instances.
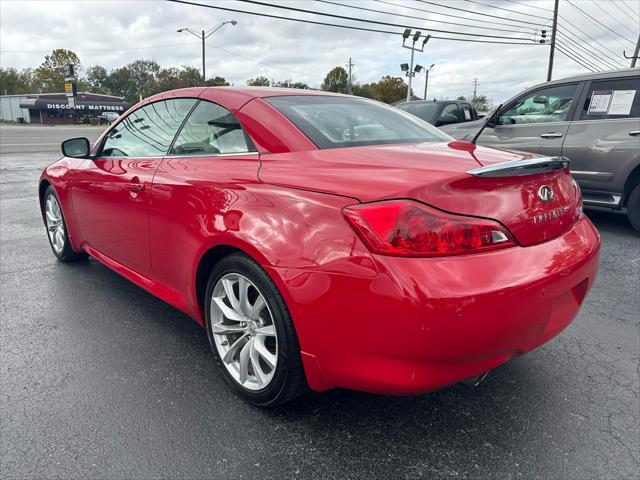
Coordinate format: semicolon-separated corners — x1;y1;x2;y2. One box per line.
540;132;563;138
126;184;145;192
126;176;145;193
629;130;640;136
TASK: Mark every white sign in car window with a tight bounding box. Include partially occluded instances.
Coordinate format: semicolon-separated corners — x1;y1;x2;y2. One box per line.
463;108;471;120
588;90;612;114
608;90;636;115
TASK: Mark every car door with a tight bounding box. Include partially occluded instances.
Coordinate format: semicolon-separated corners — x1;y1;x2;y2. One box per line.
561;75;640;207
477;82;582;157
150;99;259;304
71;98;196;276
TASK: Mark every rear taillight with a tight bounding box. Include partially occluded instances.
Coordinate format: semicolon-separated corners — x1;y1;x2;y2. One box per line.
343;200;515;257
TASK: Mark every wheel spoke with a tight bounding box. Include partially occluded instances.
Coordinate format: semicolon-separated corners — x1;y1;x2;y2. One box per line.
249;340;269;386
222;278;241;311
46;210;57;223
249;295;265;320
222;333;249;364
253;335;276;369
212;296;245;322
238;276;251;314
212;322;247;335
238;338;252;384
255;324;275;337
55;229;65;250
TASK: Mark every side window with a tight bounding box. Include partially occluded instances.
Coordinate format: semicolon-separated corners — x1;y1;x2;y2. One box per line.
439;103;460;121
580;77;640;121
171;101;255;155
101;98;196;157
499;83;578;125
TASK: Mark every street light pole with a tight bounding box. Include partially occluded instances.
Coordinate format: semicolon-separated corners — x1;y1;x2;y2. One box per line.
407;47;416;102
401;30;431;102
177;20;237;84
424;63;434;100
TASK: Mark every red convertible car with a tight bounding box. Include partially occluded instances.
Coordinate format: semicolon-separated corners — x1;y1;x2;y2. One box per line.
39;87;600;406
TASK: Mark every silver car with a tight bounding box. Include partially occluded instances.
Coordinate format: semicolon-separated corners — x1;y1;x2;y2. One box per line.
441;69;640;232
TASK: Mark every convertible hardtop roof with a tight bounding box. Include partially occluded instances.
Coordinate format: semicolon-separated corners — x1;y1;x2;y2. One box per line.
140;86;349;113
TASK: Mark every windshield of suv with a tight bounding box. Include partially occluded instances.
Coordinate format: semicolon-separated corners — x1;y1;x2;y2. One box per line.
396;102;439;123
265;95;451;149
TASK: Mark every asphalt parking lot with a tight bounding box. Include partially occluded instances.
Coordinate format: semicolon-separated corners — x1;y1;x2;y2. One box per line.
1;124;638;479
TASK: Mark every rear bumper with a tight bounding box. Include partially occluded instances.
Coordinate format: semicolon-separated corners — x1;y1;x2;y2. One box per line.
268;216;600;394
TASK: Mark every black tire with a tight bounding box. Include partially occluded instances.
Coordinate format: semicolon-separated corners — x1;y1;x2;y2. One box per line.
627;184;640;234
43;186;88;262
204;252;307;407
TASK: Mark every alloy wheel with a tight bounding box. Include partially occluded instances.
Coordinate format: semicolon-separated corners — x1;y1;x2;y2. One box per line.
45;194;65;254
210;273;278;391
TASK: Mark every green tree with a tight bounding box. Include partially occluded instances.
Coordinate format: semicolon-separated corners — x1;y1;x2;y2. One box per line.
352;82;375;99
247;76;270;86
274;79;308;89
35;48;82;92
206;76;230;86
472;94;490;112
0;67;21;95
320;66;348;93
457;94;490;112
85;65;110;94
369;75;409;104
107;59;160;104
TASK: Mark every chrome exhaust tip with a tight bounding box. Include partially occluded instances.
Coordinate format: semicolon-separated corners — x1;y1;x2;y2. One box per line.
461;371;490;387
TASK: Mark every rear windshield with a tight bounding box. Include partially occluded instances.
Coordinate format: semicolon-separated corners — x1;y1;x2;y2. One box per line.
396;102;439;123
265;95;451;149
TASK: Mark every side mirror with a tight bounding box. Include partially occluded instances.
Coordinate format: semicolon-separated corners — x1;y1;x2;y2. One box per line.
61;137;90;158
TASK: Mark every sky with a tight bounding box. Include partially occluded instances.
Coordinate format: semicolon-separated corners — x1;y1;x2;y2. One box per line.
1;0;638;104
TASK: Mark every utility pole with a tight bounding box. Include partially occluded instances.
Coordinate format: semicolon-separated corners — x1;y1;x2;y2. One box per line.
401;29;431;102
423;63;435;100
177;20;237;85
346;57;354;95
547;0;559;81
473;78;478;101
625;32;640;68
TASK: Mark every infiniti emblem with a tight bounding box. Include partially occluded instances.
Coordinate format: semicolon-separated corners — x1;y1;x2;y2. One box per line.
538;185;554;202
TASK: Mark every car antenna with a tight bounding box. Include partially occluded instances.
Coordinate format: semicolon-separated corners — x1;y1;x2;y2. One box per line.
471;104;502;145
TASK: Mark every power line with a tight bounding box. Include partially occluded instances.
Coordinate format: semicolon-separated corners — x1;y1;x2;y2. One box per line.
314;0;532;35
374;0;536;33
462;0;551;21
0;42;198;54
165;0;540;45
234;0;533;40
565;0;635;46
414;0;545;27
556;27;627;68
205;41;312;79
591;1;638;39
617;1;640;22
556;30;625;70
555;39;602;72
558;14;628;62
555;44;598;72
501;0;553;13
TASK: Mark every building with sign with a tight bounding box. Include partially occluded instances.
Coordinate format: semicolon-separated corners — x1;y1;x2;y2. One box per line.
0;92;129;125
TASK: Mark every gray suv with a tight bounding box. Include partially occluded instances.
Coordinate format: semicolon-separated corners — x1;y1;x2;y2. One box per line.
441;69;640;232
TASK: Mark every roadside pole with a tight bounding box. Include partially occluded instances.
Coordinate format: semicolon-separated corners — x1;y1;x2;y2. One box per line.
547;0;559;81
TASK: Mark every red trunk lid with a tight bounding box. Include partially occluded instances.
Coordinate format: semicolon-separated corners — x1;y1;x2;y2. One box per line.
258;142;582;247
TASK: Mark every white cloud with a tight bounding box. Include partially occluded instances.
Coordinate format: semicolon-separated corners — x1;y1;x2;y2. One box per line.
0;0;637;103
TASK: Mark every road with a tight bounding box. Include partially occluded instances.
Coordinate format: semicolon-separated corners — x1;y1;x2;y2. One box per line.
1;124;638;479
